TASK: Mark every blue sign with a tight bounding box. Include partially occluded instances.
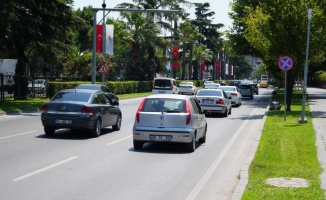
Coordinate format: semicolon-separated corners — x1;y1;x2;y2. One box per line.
278;56;293;71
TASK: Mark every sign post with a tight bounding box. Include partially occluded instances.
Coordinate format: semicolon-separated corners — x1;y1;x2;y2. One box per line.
278;56;293;121
97;64;108;83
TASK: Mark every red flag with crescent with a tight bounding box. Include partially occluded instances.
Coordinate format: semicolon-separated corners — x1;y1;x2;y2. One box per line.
96;25;103;53
172;46;178;59
201;60;206;71
172;61;178;69
215;60;220;72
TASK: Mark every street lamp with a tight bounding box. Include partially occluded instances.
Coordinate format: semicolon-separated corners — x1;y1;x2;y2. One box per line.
299;8;312;124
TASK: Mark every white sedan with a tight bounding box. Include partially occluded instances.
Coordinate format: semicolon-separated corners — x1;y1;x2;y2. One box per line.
178;81;198;95
219;86;242;107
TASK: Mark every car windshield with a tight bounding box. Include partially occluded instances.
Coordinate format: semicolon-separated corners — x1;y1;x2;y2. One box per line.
220;87;235;91
51;91;91;102
154;79;172;87
142;98;185;112
238;85;251;89
180;82;193;86
206;83;219;87
197;90;222;97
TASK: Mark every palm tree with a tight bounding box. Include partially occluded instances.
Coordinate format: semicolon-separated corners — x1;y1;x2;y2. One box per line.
191;44;213;80
179;20;204;79
119;12;164;80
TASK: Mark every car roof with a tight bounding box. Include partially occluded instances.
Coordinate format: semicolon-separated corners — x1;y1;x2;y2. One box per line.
58;88;100;94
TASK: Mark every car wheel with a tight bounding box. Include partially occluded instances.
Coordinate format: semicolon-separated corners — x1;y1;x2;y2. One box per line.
112;114;122;131
228;106;232;115
133;140;143;150
223;108;228;117
250;95;254;99
199;126;207;143
90;118;101;137
44;126;55;136
186;136;196;152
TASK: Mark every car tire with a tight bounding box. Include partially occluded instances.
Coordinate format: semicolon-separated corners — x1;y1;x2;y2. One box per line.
44;126;55;136
228;106;232;115
199;126;207;143
90;118;101;137
133;140;143;150
223;108;228;117
112;114;122;131
250;95;254;99
186;136;196;152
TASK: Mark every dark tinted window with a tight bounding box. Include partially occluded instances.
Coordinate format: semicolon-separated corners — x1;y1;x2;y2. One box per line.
238;85;251;89
52;91;91;102
154;79;171;87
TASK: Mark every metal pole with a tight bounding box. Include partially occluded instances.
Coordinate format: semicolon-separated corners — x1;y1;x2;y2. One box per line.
299;8;312;123
102;1;106;55
284;71;287;121
91;11;98;84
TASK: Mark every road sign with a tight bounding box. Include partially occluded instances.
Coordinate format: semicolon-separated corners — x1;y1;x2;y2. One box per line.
97;65;108;74
278;56;293;71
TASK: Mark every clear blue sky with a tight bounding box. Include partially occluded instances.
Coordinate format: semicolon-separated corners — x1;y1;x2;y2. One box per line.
72;0;233;31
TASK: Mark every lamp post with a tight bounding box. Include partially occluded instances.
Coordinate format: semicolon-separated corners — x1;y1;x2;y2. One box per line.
299;8;312;124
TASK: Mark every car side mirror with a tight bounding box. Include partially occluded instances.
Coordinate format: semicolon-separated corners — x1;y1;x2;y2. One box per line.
112;101;119;106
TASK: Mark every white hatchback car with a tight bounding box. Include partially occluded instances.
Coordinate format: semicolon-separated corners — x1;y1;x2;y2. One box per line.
133;94;207;152
178;81;198;95
219;86;242;107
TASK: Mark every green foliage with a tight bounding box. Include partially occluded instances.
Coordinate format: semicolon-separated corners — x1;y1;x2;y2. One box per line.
242;89;324;199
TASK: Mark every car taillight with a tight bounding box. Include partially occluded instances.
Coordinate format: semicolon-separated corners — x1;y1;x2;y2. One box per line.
81;106;93;114
216;99;224;104
136;99;145;123
186;101;191;125
41;105;48;113
170;82;173;90
231;92;237;96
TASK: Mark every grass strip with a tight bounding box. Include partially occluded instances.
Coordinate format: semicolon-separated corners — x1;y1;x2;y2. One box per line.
242;89;324;199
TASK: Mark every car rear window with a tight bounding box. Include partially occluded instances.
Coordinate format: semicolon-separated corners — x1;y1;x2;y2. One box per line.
197;90;222;96
51;92;91;102
220;87;234;91
238;85;251;89
154;79;171;87
142;98;185;112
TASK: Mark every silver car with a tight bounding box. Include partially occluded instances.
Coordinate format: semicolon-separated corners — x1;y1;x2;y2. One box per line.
133;94;207;152
219;86;242;107
178;81;198;95
196;89;232;117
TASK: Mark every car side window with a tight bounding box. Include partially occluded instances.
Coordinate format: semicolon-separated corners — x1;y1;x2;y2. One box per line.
95;94;106;104
222;91;228;98
189;98;200;114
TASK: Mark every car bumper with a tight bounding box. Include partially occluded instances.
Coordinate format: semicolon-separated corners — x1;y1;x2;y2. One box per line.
133;127;195;143
41;114;97;130
200;105;227;114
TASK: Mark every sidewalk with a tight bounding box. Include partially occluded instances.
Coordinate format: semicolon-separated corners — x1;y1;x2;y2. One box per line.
308;87;326;195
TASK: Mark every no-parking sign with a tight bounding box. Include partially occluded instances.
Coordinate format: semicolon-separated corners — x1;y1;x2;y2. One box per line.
278;56;293;71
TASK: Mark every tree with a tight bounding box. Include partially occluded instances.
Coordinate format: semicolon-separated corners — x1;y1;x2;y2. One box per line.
0;0;79;98
243;1;326;110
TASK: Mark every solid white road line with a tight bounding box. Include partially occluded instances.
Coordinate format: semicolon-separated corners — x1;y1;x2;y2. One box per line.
13;156;78;181
0;130;37;140
185;108;258;200
107;135;132;146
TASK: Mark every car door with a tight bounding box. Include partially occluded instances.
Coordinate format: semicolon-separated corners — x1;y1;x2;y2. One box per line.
189;97;205;139
94;93;111;127
103;94;119;125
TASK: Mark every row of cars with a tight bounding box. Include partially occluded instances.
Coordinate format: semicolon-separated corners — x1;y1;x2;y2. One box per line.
132;78;252;152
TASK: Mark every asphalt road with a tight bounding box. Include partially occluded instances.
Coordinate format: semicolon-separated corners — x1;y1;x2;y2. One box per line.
0;88;273;200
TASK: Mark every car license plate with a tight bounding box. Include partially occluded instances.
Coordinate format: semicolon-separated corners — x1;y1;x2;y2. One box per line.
55;119;72;124
150;135;172;141
203;99;213;104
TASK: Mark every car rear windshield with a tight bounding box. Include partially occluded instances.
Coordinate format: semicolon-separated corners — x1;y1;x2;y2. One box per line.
52;92;91;102
197;90;222;96
76;85;101;90
238;85;251;89
220;87;234;91
142;98;185;112
154;79;171;87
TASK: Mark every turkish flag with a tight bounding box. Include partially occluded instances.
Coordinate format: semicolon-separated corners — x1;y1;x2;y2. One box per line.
172;46;178;59
172;61;178;69
215;60;220;72
96;25;103;53
201;60;206;71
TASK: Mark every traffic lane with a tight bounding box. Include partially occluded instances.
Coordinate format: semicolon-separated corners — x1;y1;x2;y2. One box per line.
0;92;272;200
193;89;272;200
